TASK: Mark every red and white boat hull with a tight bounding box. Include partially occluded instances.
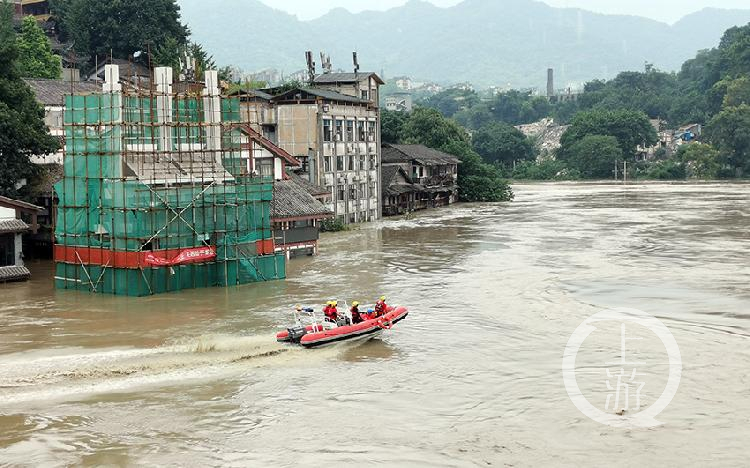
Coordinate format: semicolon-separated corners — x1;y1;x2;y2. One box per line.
276;306;408;348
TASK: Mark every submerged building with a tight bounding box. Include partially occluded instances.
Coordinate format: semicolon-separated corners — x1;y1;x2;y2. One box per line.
53;66;286;296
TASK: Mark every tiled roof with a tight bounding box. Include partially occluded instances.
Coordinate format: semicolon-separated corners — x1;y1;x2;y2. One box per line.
285;170;330;197
228;89;274;100
314;72;384;85
0;266;31;282
382;144;461;165
0;219;29;233
381;165;401;187
93;59;151;78
0;196;44;212
272;179;333;220
23;79;101;106
381;165;419;198
272;88;371;105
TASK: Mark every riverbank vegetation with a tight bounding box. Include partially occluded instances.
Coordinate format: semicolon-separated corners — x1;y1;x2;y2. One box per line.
415;22;750;182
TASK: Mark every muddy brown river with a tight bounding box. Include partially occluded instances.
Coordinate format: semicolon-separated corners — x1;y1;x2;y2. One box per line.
1;183;749;467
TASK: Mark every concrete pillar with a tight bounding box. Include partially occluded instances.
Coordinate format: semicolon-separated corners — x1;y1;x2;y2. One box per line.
102;64;122;93
154;67;173;153
202;70;222;152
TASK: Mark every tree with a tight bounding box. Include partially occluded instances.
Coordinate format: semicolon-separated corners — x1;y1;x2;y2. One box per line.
707;104;750;176
561;135;622;179
421;88;479;117
472;122;535;166
16;16;61;79
380;110;409;144
723;76;750;107
560;109;657;160
401;107;470;149
0;5;59;198
675;143;721;179
644;160;686;180
58;0;189;66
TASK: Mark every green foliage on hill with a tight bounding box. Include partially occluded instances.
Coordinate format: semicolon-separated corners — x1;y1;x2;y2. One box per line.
51;0;189;66
559;109;657;159
472;122;536;167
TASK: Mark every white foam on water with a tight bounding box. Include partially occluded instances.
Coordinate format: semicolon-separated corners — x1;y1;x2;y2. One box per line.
0;333;371;406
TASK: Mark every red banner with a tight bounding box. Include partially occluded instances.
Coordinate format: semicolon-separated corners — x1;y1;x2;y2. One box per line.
144;246;217;267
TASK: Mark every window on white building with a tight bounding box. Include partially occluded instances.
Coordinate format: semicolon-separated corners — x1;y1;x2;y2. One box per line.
323;119;332;142
357;120;366;141
335;119;344;141
346;119;355;141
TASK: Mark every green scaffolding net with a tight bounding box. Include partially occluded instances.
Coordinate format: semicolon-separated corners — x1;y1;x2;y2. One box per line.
55;86;285;296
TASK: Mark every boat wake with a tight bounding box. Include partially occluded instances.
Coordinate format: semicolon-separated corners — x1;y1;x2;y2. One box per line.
0;334;341;406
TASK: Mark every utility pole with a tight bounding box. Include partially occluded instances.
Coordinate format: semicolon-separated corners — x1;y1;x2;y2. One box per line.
614;160;618;181
623;161;628;184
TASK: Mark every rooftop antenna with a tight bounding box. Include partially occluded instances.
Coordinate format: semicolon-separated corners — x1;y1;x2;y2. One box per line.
305;51;316;84
320;52;332;74
353;51;361;97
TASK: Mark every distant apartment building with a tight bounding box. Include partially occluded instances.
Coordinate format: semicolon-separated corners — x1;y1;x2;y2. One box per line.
450;82;474;92
394;76;413;90
272;72;384;224
385;93;413;113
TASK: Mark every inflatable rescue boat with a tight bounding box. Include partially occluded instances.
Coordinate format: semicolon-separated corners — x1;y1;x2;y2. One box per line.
277;305;408;348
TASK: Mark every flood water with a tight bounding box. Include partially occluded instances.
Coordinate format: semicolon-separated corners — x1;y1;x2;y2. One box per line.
1;183;749;467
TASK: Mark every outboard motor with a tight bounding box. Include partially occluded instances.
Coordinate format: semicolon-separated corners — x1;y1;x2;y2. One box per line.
287;326;307;343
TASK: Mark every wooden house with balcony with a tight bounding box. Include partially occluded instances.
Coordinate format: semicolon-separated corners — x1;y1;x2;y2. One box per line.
381;144;460;216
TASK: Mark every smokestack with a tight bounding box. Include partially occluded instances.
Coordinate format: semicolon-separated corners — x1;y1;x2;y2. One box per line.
547;68;554;98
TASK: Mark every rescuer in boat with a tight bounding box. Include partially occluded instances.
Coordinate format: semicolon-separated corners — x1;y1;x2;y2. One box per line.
350;301;363;324
374;296;387;317
324;301;339;322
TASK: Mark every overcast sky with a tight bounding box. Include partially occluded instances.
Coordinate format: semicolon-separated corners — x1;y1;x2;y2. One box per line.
259;0;750;24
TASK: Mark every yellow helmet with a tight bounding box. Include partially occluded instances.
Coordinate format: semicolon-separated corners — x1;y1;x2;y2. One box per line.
352;301;359;307
295;304;302;311
326;301;333;306
379;296;386;301
333;301;338;306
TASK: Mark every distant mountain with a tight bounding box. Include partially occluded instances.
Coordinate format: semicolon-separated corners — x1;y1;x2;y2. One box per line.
177;0;750;88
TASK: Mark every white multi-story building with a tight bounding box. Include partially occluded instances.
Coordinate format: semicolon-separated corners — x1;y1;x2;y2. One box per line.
273;72;384;224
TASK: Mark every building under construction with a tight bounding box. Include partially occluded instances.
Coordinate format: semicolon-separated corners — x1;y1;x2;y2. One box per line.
53;66;286;296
